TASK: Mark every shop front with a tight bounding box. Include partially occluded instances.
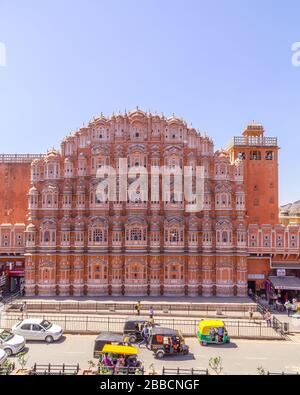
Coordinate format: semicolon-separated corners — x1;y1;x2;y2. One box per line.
266;274;300;304
0;260;25;294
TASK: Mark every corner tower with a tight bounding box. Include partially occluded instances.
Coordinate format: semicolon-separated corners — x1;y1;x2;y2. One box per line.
227;122;279;225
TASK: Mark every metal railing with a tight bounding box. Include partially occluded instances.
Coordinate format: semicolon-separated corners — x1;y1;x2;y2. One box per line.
0;362;15;375
29;363;80;375
249;294;288;336
98;365;144;375
162;367;209;375
0;313;285;339
266;371;299;375
7;300;257;318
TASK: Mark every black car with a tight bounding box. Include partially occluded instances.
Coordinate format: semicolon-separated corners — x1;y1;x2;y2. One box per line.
93;332;125;358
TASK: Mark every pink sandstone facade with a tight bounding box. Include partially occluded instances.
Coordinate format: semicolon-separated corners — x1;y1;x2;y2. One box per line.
0;109;299;297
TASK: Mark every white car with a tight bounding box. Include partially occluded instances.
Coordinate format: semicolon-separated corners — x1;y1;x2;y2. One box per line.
12;318;63;343
0;329;25;356
0;349;7;366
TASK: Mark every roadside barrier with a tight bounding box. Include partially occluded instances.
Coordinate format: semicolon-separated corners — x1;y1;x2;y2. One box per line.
0;313;286;339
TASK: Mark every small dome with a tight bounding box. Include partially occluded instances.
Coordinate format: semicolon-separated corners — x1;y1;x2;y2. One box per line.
31;159;40;165
215;149;229;159
29;186;38;195
26;223;36;231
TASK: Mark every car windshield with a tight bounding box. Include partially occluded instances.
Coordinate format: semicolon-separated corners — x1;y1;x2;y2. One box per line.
40;320;52;330
0;330;14;342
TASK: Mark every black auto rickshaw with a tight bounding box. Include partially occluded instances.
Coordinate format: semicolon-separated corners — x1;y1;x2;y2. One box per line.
147;327;189;359
94;332;126;358
123;317;155;343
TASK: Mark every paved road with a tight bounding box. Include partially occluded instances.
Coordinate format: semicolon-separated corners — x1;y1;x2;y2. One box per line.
7;335;300;375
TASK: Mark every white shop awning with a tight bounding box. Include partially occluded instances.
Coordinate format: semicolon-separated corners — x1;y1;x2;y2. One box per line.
268;276;300;291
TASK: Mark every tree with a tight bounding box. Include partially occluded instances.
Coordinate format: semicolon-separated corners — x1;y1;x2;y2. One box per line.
257;366;266;375
17;351;28;371
209;356;223;375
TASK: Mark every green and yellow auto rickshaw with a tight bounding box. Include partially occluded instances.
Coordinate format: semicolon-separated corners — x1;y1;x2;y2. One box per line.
197;319;229;346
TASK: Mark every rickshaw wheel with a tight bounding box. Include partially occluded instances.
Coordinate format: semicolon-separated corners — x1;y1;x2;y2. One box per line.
129;335;137;344
155;350;165;359
201;341;207;346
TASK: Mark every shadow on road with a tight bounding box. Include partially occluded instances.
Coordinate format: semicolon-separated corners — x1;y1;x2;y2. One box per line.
200;342;238;349
155;353;196;361
25;335;67;345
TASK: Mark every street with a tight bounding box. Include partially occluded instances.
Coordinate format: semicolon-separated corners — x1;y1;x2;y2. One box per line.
7;334;300;375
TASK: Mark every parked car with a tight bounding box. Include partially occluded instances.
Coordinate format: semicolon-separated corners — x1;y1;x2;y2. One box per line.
0;329;25;356
12;318;63;343
0;349;7;366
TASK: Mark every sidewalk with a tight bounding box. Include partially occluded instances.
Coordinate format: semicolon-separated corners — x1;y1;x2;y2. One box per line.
7;296;258;320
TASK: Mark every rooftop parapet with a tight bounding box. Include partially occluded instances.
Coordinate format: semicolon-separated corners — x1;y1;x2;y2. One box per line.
227;135;278;149
0;154;45;163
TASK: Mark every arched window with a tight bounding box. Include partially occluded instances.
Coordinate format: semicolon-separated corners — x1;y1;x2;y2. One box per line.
42;186;58;209
222;231;228;243
44;231;50;243
88;228;108;244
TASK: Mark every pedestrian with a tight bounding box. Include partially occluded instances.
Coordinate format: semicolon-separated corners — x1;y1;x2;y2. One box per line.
135;301;141;316
248;306;254;321
264;309;272;327
149;306;154;319
20;301;27;319
284;300;292;317
138;324;149;348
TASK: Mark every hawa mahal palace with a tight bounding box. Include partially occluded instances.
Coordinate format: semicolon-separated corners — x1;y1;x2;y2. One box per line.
0;108;299;297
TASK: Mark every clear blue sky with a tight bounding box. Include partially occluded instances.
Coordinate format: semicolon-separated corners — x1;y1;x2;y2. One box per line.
0;0;300;205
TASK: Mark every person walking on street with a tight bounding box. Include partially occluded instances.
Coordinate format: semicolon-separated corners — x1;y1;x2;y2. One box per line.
264;309;272;327
138;324;149;348
149;306;154;319
20;301;27;320
248;306;254;321
135;301;141;316
285;300;292;317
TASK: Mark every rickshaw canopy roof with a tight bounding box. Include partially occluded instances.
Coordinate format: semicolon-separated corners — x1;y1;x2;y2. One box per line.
125;316;149;323
198;320;225;335
150;327;178;336
95;332;124;343
102;344;139;355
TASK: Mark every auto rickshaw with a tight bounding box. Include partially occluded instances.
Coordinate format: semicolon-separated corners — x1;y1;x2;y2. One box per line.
147;327;189;359
123;316;156;343
197;319;229;346
93;332;127;358
98;344;143;374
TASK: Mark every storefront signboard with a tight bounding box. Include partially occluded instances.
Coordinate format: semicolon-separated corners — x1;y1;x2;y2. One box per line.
277;269;286;276
248;274;265;279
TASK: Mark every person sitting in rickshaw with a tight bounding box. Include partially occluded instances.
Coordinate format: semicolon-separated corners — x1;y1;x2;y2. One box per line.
217;327;224;342
115;354;125;374
102;353;113;367
210;327;216;342
171;336;178;352
164;338;171;353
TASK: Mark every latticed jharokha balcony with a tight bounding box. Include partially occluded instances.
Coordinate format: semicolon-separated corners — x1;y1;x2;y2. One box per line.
227;136;278;149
